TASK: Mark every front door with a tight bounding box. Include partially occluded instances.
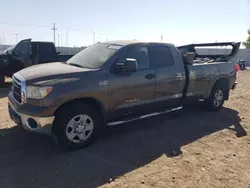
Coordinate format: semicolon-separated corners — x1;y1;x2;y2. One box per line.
108;45;156;118
10;39;32;73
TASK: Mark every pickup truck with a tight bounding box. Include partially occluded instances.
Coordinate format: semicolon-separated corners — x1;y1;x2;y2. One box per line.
8;41;239;150
0;39;73;85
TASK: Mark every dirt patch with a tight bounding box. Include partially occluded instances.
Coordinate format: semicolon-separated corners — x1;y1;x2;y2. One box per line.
0;72;249;188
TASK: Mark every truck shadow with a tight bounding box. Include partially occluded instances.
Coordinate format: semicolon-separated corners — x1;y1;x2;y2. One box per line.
0;105;246;188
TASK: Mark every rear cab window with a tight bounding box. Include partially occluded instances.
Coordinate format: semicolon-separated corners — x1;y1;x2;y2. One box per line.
39;43;57;56
149;45;174;69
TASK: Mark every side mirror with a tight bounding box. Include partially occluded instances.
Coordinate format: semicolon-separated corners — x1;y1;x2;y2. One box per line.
115;58;137;74
12;51;20;56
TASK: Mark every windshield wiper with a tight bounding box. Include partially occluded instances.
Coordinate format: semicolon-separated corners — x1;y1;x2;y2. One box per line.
68;63;84;68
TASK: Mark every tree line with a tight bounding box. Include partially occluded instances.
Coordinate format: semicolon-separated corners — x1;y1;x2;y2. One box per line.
243;29;250;48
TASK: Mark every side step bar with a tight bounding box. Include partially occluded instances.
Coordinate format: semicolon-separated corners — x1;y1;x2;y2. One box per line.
107;106;182;126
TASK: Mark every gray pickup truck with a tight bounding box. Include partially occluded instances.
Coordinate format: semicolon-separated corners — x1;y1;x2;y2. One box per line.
8;41;239;150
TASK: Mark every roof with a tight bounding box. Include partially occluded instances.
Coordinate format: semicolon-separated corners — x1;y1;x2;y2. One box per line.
101;40;141;46
31;41;54;44
101;40;174;47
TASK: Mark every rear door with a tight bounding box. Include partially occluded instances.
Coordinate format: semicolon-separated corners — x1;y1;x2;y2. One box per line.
108;45;156;117
149;44;185;108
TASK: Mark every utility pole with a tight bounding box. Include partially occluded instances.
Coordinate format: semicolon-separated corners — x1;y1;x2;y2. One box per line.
61;35;63;47
66;31;68;47
92;31;96;44
51;23;57;45
15;33;19;43
57;33;60;47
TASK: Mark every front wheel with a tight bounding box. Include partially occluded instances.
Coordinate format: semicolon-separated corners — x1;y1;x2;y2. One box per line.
204;84;225;111
52;103;102;150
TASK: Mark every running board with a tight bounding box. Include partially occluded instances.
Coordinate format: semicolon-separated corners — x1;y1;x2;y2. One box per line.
107;106;182;126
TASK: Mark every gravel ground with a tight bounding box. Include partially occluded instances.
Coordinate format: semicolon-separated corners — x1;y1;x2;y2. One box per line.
0;72;249;188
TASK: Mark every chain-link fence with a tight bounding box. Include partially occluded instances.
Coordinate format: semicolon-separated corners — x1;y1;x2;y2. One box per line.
0;44;249;62
0;44;85;55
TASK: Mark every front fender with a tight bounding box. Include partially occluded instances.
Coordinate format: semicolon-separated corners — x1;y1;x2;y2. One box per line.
43;78;109;116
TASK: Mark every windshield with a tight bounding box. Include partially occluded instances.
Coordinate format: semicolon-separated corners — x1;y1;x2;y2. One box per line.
3;44;16;53
67;43;120;69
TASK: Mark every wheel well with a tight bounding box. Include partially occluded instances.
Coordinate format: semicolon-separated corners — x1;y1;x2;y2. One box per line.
213;78;229;100
54;98;105;119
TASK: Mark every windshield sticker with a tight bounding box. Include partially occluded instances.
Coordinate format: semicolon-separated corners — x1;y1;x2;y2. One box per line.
107;44;123;50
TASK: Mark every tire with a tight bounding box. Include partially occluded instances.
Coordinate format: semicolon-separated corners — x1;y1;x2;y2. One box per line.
0;74;5;86
52;103;103;150
204;83;226;111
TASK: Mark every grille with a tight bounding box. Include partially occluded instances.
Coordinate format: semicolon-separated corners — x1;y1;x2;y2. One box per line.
12;76;22;103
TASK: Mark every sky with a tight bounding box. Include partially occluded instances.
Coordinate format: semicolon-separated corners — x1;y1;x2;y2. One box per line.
0;0;249;47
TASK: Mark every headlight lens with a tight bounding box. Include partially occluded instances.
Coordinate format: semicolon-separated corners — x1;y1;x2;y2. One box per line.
26;86;52;99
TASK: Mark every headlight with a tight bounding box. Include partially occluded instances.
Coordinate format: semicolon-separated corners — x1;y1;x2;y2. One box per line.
26;86;52;99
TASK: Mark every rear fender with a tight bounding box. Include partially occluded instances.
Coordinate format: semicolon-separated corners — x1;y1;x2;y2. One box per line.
209;78;230;100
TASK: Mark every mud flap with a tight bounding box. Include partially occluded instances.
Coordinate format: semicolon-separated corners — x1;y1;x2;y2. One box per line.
232;82;237;90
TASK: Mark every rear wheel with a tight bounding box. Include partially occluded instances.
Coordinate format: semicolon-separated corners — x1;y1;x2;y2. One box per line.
204;83;226;111
52;103;103;150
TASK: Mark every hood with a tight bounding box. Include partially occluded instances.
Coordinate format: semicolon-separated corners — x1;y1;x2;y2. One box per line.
18;62;96;81
0;54;9;69
0;51;7;55
0;53;8;59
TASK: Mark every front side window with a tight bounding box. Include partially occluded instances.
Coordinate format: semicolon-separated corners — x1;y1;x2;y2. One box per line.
13;40;30;55
121;46;150;70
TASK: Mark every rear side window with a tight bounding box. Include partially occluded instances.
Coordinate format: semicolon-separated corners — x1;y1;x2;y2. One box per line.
122;46;150;70
150;46;174;68
39;43;56;56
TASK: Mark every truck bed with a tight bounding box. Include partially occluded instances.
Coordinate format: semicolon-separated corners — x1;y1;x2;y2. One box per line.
178;42;240;101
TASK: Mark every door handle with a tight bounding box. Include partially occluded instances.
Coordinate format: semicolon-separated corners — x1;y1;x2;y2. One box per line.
145;74;155;80
176;73;184;80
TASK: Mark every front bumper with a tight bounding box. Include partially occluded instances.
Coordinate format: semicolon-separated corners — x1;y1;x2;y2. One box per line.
231;82;237;90
8;97;55;135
